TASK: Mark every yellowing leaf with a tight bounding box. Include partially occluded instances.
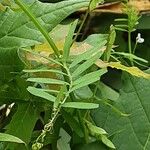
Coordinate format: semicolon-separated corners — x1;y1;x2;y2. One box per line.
108;62;150;79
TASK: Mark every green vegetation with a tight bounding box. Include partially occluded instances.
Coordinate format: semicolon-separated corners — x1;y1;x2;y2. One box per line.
0;0;150;150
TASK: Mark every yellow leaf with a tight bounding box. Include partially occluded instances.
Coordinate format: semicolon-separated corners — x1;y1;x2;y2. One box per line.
108;62;150;79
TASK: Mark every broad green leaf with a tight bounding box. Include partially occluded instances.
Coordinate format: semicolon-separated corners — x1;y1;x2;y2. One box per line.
27;86;56;102
108;62;150;79
62;110;84;137
27;78;69;85
62;102;99;109
63;20;78;62
74;141;107;150
92;72;150;150
71;69;107;92
72;52;103;78
6;102;39;146
0;0;90;82
0;133;25;144
0;48;24;81
0;77;30;104
0;0;90;49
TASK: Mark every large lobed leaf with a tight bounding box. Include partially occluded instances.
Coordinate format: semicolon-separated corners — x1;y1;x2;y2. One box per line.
0;0;90;81
5;102;39;148
92;71;150;150
0;0;90;49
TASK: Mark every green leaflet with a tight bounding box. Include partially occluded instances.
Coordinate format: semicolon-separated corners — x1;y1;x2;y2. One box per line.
63;20;78;62
62;102;99;109
0;133;25;144
27;78;69;85
71;69;107;92
70;45;105;69
27;86;56;102
72;52;103;78
24;69;67;76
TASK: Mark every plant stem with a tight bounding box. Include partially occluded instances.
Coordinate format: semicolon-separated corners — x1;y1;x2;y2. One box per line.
133;41;137;54
72;9;89;43
128;31;134;66
15;0;60;58
128;31;132;54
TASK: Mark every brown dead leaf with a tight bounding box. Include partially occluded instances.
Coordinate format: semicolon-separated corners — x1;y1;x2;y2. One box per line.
80;0;150;14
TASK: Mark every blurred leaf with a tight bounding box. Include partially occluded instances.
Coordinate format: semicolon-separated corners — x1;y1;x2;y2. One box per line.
62;110;84;137
57;128;71;150
97;82;119;101
0;133;25;144
89;0;104;11
6;102;39;146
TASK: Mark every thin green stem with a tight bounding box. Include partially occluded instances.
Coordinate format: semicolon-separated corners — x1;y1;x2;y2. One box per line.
128;31;134;66
128;31;132;54
133;41;137;54
15;0;60;58
72;9;89;43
